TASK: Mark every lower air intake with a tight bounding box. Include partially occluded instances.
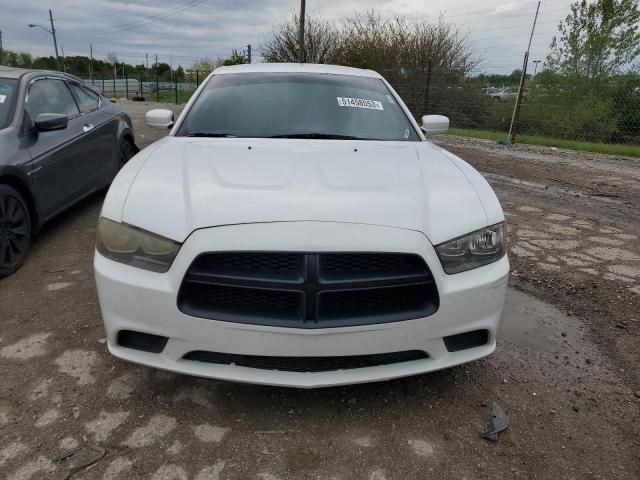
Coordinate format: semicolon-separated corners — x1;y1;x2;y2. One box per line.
183;350;429;373
443;330;489;352
117;330;168;353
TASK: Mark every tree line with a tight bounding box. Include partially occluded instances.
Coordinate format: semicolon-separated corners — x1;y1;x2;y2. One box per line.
0;49;247;83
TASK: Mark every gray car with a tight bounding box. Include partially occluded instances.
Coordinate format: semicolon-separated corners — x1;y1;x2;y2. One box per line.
0;66;137;277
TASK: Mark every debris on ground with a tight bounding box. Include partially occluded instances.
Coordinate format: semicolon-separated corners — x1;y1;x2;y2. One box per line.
480;403;509;442
53;442;106;479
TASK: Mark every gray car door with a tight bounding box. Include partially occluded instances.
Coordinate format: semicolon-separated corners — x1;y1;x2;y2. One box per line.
24;77;102;219
67;81;118;186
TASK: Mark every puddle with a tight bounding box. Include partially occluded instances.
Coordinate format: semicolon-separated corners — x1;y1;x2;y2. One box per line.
498;290;583;354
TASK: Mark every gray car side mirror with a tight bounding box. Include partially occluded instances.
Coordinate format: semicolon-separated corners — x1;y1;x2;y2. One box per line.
35;113;69;132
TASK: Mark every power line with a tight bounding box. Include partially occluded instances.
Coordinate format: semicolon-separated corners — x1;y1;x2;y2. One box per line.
439;0;541;19
471;30;558;43
463;19;562;35
55;0;158;21
79;0;206;35
475;41;550;50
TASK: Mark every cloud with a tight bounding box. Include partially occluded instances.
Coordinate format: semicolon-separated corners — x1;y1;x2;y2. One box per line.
1;0;573;71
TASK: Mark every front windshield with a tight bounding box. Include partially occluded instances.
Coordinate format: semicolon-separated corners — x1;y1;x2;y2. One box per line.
178;72;420;141
0;78;17;130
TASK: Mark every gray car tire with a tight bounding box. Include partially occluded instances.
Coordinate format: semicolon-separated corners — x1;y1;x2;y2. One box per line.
0;184;32;278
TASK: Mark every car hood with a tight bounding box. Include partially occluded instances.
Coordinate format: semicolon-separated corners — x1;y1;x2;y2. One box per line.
111;137;499;244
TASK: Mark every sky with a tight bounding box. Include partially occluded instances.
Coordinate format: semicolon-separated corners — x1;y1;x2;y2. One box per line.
0;0;576;73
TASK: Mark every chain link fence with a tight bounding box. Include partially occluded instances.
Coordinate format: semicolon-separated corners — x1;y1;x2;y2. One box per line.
75;64;640;146
385;65;640;145
82;70;212;104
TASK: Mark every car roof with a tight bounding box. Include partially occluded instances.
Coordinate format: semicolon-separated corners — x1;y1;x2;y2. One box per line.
0;65;86;84
0;66;29;79
213;63;382;79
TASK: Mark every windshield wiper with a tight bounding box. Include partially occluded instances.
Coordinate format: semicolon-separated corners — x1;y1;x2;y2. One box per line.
186;132;238;137
269;133;369;140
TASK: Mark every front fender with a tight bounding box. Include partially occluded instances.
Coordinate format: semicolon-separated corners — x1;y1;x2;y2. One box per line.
115;113;137;148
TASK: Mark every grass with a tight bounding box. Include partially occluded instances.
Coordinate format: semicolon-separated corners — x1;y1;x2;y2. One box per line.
119;90;194;104
448;128;640;158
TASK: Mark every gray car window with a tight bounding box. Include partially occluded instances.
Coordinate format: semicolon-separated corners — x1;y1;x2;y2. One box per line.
26;79;79;119
69;84;99;113
0;78;17;129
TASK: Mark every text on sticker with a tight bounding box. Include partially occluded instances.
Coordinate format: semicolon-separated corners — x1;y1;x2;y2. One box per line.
337;97;384;111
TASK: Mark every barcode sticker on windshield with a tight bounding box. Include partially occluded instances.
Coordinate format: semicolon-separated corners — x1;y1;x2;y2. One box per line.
337;97;384;110
0;95;6;104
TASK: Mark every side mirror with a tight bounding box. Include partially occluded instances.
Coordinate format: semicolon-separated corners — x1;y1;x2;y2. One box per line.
146;109;174;129
421;115;449;136
35;113;69;132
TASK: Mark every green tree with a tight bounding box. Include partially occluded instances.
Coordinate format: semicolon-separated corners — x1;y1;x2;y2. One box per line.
190;58;216;75
174;65;183;81
220;49;247;66
547;0;640;78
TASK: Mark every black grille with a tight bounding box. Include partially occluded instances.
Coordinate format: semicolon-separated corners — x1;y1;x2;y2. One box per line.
178;252;439;328
183;350;429;373
182;283;303;322
189;252;303;282
320;253;427;281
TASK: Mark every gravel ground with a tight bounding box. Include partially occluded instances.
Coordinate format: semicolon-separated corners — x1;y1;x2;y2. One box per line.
0;100;638;480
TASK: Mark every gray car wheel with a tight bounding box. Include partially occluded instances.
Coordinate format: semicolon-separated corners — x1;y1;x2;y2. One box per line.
0;185;32;278
120;138;136;167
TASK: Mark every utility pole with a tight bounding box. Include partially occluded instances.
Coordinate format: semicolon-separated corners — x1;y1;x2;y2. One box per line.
247;44;252;64
48;9;60;68
89;44;93;83
0;30;3;65
508;1;541;144
155;54;159;103
61;46;66;72
297;0;306;63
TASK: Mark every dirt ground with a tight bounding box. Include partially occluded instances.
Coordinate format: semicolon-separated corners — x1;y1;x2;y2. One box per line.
0;100;638;480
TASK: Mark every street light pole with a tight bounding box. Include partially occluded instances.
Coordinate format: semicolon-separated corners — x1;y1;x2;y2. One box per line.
533;60;541;76
29;10;60;70
297;0;306;63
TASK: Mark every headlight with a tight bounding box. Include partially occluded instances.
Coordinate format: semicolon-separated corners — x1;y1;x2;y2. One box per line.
96;218;181;273
435;222;506;274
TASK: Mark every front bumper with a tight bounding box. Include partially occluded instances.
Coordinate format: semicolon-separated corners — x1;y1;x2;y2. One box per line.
94;221;509;388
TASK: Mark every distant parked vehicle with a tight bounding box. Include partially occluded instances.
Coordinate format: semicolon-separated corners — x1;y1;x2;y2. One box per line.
489;86;518;103
0;66;137;277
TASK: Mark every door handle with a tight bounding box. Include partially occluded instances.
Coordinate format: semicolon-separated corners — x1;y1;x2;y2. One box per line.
83;123;95;133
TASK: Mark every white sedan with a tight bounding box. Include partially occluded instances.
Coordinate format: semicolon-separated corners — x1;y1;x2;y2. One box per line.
94;63;509;388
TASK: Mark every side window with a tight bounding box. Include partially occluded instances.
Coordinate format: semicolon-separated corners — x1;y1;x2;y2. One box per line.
26;79;79;119
69;84;99;113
